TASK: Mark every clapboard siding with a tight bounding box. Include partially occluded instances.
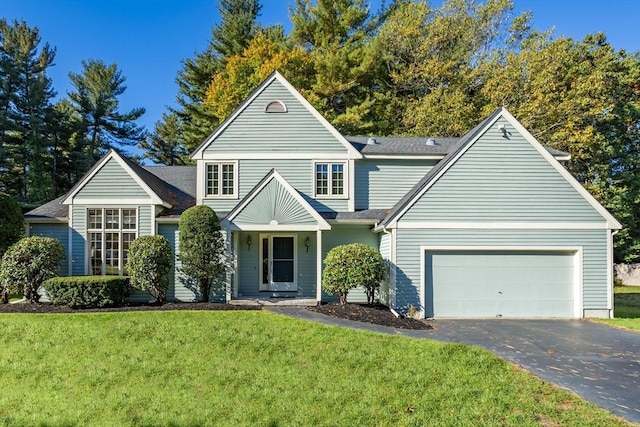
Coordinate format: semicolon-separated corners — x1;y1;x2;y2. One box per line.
75;158;149;200
138;205;154;236
71;205;86;275
355;159;436;210
204;80;348;155
401;117;603;222
394;228;608;312
158;224;198;302
202;159;348;212
28;223;69;276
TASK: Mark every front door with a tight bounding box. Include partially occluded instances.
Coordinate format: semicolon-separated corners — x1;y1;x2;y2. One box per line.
260;235;297;291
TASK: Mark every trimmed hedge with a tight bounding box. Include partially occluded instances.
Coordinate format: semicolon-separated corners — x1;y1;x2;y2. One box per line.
127;235;172;302
44;276;131;308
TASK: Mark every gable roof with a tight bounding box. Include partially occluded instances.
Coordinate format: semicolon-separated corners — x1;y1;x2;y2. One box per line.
224;168;331;231
190;71;362;160
377;107;622;230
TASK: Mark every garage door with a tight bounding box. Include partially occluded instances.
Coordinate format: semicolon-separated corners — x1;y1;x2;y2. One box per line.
424;250;576;318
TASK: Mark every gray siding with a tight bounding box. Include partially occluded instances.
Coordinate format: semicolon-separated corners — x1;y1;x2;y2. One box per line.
75;158;149;200
355;159;436;210
234;179;317;226
158;224;198;302
394;228;608;313
71;205;86;275
321;225;380;303
204;79;348;155
401;117;603;222
138;205;154;236
28;223;69;276
203;159;348;213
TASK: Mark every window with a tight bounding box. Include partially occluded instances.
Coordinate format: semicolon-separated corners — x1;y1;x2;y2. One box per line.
88;208;137;276
265;100;287;113
315;162;345;197
206;162;236;197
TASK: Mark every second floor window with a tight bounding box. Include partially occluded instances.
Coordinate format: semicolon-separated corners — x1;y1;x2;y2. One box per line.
206;162;236;197
315;162;345;197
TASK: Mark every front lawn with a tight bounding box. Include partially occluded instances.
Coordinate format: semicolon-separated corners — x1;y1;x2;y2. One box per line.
0;311;629;426
596;286;640;331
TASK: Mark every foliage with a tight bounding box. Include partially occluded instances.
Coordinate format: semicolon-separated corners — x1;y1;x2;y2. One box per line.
44;275;131;308
0;19;56;202
595;286;640;331
126;235;172;303
322;243;387;305
0;236;64;303
178;205;226;301
67;59;146;162
138;112;189;165
204;31;311;123
0;312;628;426
0;192;24;257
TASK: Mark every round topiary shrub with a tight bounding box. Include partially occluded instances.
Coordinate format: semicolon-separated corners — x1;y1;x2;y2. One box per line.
0;192;24;257
322;243;387;305
0;236;65;303
126;235;172;302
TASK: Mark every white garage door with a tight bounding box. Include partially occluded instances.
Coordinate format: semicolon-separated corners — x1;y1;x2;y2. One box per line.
424;250;576;318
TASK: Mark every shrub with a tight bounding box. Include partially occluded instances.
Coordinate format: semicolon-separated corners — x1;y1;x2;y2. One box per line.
44;276;131;308
322;243;387;305
126;235;172;302
179;205;226;302
0;193;24;257
0;236;64;303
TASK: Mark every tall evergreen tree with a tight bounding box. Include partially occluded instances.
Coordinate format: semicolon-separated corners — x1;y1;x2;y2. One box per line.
0;19;56;202
67;59;146;163
139;112;189;165
174;0;263;153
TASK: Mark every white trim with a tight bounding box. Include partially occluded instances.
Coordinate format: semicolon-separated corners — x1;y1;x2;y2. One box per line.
316;229;322;302
225;231;232;302
390;228;397;309
419;245;584;319
203;160;239;200
196;161;205;205
258;234;298;291
265;99;287;113
191;72;362;160
226;224;325;232
225;169;331;231
607;230;616;318
85;207;138;276
71;198;158;206
385;108;621;230
24;218;68;224
68;205;73;275
233;232;239;298
155;217;181;224
313;160;349;200
395;221;608;230
347;159;355;211
200;152;354;160
62;150;169;208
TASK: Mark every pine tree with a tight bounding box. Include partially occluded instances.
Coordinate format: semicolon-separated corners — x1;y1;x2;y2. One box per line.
139;112;189;165
67;59;146;163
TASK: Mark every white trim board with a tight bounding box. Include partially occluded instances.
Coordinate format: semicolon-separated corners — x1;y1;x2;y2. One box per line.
395;221;608;230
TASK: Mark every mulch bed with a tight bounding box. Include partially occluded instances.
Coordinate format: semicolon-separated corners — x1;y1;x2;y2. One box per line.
0;301;432;330
309;302;433;330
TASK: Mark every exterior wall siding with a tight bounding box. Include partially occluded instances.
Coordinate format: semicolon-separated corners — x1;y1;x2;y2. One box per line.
401;117;603;222
202;159;348;213
394;228;608;313
71;205;86;275
28;223;69;276
158;224;199;302
378;231;391;305
138;205;154;236
204;80;348;155
355;159;437;210
74;158;149;200
321;225;380;303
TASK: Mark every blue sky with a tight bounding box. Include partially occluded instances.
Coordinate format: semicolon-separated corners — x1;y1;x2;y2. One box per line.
2;0;639;142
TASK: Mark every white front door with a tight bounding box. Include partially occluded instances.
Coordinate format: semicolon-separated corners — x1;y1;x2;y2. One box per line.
260;235;297;291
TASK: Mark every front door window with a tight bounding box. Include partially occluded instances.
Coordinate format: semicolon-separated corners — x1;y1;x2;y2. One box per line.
260;235;297;291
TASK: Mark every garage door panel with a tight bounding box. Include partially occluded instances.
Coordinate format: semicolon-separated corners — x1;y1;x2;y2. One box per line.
426;250;575;318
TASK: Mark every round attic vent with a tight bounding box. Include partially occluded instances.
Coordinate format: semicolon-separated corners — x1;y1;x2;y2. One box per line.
426;138;437;146
366;137;378;145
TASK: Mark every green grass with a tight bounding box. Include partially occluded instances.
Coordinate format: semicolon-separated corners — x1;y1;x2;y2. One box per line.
596;286;640;331
7;293;22;303
0;311;630;426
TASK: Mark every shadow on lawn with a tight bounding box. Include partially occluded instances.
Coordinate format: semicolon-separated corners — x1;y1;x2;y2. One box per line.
614;286;640;318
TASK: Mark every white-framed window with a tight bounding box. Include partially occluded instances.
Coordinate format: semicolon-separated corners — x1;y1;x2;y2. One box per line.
314;162;346;197
87;208;137;276
265;100;287;113
205;162;237;198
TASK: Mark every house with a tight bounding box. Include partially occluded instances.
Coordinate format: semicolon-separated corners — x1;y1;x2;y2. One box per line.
25;72;622;318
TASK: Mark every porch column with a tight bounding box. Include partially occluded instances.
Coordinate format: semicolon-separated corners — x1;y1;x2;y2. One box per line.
225;231;232;302
316;229;322;303
232;231;239;298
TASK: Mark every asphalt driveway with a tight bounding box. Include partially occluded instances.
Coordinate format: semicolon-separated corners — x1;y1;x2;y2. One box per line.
268;307;640;423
